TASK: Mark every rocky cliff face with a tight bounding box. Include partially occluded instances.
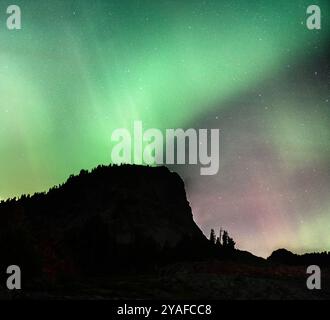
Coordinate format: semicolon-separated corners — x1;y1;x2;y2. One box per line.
0;165;209;276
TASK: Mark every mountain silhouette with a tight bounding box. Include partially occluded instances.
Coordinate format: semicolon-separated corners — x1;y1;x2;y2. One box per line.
1;164;329;299
268;248;330;266
0;164;215;278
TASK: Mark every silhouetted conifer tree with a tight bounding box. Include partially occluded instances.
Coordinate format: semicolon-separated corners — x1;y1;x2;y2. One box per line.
209;229;216;244
222;230;229;247
227;236;236;250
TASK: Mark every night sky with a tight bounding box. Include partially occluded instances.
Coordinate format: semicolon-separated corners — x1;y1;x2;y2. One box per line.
0;0;329;257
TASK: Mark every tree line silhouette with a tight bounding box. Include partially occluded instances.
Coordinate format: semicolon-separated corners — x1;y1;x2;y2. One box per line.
209;227;236;251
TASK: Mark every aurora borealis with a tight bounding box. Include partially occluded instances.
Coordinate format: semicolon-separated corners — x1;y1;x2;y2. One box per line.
0;0;329;257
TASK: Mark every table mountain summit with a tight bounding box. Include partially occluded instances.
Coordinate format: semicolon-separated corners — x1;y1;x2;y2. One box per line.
0;164;210;276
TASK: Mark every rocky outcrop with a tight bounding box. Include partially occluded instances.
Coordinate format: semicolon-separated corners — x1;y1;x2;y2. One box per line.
0;165;210;276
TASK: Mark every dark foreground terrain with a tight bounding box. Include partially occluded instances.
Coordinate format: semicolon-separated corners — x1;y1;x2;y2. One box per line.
0;165;329;300
1;260;330;300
